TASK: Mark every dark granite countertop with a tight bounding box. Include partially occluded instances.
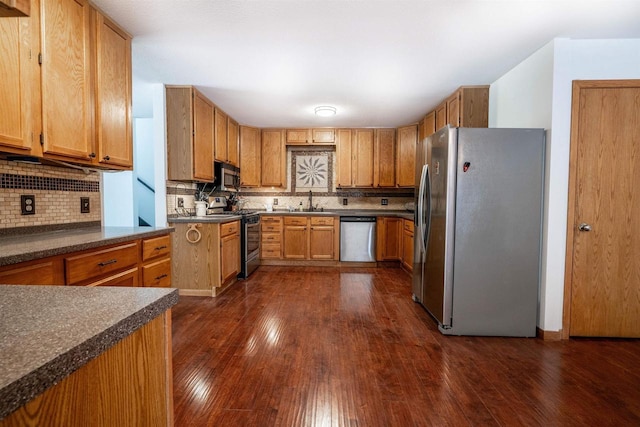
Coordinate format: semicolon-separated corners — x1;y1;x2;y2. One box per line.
0;285;179;420
259;209;415;220
0;226;174;267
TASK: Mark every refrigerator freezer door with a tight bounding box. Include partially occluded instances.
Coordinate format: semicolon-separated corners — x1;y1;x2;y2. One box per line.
412;137;428;302
422;126;457;327
445;128;545;336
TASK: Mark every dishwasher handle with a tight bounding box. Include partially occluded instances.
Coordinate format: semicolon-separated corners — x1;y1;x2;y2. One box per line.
340;216;376;222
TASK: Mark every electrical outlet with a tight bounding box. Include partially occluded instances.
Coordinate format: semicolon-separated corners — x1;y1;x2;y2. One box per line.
177;197;184;207
273;198;278;205
81;197;90;213
21;195;35;215
342;198;348;206
381;198;388;206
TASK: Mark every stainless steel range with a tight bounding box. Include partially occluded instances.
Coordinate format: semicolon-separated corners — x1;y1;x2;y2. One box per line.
208;198;260;279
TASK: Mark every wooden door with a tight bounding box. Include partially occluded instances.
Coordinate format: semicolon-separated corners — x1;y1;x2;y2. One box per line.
565;80;640;338
446;91;460;127
376;217;401;261
396;124;417;187
41;0;93;161
283;224;307;259
375;128;396;187
309;225;334;260
95;10;132;168
435;101;447;132
193;90;214;181
239;125;261;186
353;129;374;187
214;108;228;162
227;118;239;166
402;220;414;271
335;129;353;188
311;128;335;144
0;15;38;154
220;232;239;284
286;129;309;144
261;129;285;187
419;111;436;142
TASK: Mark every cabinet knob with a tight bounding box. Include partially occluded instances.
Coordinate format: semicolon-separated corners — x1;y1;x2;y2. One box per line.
103;155;110;161
89;152;96;158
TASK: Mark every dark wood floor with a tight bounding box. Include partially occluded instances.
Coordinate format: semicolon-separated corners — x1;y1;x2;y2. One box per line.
171;266;640;426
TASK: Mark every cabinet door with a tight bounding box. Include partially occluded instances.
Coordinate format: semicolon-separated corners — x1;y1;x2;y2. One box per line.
283;224;308;259
402;222;414;271
311;128;335;144
193;90;214;181
0;0;30;16
41;0;93;161
0;16;38;154
309;225;334;260
422;111;436;140
214;108;228;162
376;217;401;261
447;91;460;127
396;125;417;187
227;118;239;166
375;128;396;188
261;129;285;187
0;259;63;285
239;125;261;186
95;11;132;168
435;101;447;132
286;129;309;144
353;129;374;187
220;232;239;284
335;129;353;188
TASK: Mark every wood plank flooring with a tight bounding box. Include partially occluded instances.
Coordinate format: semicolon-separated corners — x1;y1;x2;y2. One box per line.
172;266;640;426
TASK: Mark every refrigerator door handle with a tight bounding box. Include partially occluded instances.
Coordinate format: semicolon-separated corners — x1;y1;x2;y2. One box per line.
417;164;429;257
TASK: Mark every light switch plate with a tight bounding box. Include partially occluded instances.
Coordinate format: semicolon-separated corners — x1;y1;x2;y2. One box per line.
81;197;90;213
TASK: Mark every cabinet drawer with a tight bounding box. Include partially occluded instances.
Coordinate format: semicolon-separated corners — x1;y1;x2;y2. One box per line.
261;232;281;243
142;235;171;261
284;217;307;226
310;217;334;226
86;268;139;287
142;258;171;288
0;260;62;286
65;242;139;285
261;244;281;259
221;221;239;237
404;220;414;232
262;223;282;232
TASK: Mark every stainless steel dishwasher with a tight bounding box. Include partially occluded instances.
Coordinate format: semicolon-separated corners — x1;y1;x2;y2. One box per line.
340;216;376;262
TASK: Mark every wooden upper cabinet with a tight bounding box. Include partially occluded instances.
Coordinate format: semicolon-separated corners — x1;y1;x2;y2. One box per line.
0;0;30;17
435;101;447;132
261;129;285;187
214;108;228;162
446;92;460;127
94;10;132;169
335;129;353;188
457;86;489;127
374;128;396;188
40;0;93;162
396;124;417;188
239;125;261;187
286;128;335;145
227;118;239;167
421;111;436;141
166;86;214;182
353;129;375;187
0;14;40;155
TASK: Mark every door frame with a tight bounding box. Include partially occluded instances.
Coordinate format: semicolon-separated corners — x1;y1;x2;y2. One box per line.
562;79;640;339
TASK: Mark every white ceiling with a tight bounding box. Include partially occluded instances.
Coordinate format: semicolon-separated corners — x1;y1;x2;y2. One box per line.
93;0;640;128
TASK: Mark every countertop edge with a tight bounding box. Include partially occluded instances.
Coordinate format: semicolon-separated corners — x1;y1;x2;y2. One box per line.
0;288;179;420
0;227;175;268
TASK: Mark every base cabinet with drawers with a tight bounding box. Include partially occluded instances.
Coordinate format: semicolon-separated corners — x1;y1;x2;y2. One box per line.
261;215;339;263
0;232;172;287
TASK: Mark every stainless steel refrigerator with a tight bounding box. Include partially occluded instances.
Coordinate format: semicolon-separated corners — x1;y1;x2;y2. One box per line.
412;126;545;337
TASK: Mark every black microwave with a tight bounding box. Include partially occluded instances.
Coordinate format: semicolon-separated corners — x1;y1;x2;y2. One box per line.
215;162;240;192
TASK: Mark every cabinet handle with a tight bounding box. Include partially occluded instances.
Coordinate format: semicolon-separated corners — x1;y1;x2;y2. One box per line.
155;245;168;250
103;155;111;161
155;274;168;280
98;259;117;267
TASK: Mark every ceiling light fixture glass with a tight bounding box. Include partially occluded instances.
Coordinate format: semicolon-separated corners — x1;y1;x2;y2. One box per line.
314;106;337;117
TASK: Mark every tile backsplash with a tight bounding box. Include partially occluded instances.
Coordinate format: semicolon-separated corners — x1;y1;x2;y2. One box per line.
0;160;101;230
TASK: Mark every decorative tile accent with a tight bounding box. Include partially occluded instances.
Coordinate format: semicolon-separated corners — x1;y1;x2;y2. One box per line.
295;155;328;191
0;173;99;192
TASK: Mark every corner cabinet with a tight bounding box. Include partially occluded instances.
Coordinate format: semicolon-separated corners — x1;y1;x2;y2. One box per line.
166;86;215;182
425;85;489;138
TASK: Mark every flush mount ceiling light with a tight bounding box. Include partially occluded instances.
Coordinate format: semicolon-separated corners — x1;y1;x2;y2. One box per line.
314;106;337;117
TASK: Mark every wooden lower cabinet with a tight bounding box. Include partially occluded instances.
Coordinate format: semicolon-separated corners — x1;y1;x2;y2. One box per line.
1;312;174;426
283;217;308;259
376;217;402;261
401;219;414;272
263;215;338;263
261;215;283;259
170;221;240;297
0;232;172;288
309;217;336;260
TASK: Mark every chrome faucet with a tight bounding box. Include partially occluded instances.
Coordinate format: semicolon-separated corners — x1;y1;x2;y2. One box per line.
308;190;313;212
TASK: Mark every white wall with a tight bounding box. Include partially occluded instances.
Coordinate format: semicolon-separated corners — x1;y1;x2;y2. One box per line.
101;171;135;226
490;38;640;332
152;84;168;227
